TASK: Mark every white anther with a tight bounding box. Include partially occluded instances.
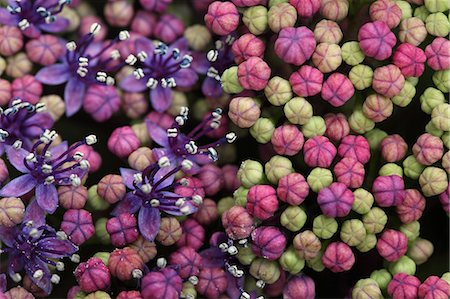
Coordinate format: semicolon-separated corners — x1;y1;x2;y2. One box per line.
56;231;68;240
137;51;148;62
71;254;80;263
238;239;248;245
181;159;193;170
51;274;60;284
167;128;178;138
240;292;251;299
110;49;121;60
66;41;77;51
26;153;36;162
36;103;46;112
225;35;235;45
228;265;237;275
150;199;160;207
133;173;143;184
12;140;22;149
45;176;55;185
85;134;97;145
44;151;52;159
185;141;198;154
29;228;39;238
41;129;58;144
207;50;218;62
256;296;265;299
106;76;115;86
80;160;90;170
132;269;143;279
226;132;237;143
70;174;81;187
18;19;30;30
212;109;222;119
207;147;218;161
175;198;185;207
175;116;185;126
215;40;224;50
33;269;44;279
118;30;130;41
96;71;107;82
133;68;145;80
180;205;191;215
219;243;229;252
192;195;202;205
227;246;238;255
89;23;101;35
77;67;88;77
56;262;65;271
42;164;53;174
180;178;189;186
78;56;89;63
180;106;189;116
156;257;167;268
158;156;170;168
146;78;158;89
0;129;9;142
25;220;34;227
188;276;199;285
207;67;219;78
11;273;22;283
125;54;137;65
235;269;244;277
141;183;152;194
73;151;84;161
256;280;265;288
210;120;220;129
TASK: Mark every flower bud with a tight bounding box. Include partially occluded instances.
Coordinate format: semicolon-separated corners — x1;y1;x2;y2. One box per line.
388;255;416;275
129;236;157;263
95;218;110;245
377;229;408;262
318;182;354;217
228;97;261;128
238;57;271;91
363;207;387;234
307;167;333;192
312;43;342;73
268;3;297;32
12;75;42;104
0;197;24;227
280;247;305;274
251;226;286;260
117;291;142;299
176;219;205;250
358;21;396;60
237;160;265;188
196;268;228;298
340;219;366;247
106;213;138;247
128;147;154;171
264;76;292;106
352;188;374;214
222;206;254;240
425;12;450;37
324;113;350;141
341;41;365;66
433;70;450;93
356;233;377;252
322;242;355;272
184;25;211;51
418;276;450;299
352;278;383;299
388;273;420;299
321;73;354;107
221;66;244;94
306;252;325;272
61;209;94;245
293;230;321;260
370;0;402;28
349;110;375;134
396;189;426;223
75;257;110;293
419;166;448;196
97;175;125;204
6;53;32;78
291;0;320;17
156;217;182;246
302;116;326;138
425;37;450;71
408;238;434;265
379;163;403;177
104;1;133;27
403;155;425;180
250;118;275;144
87;185;110;211
370;269;392;290
400;221;421;242
397;1;413;20
108;247;144;281
372;65;405;98
432;103;450;131
108;126;140;158
247;185;279;220
313;215;338;239
349;64;373;90
334;157;365;188
373;175;405;207
271;125;304;156
141;268;182;299
265;155;294;184
243;6;268;35
249;258;280;284
363;93;393;123
169;247;202;279
284;97;313;125
290;65;323;98
217;196;235;215
0;26;23;56
275;27;316;66
281;206;307;232
58;185;88;210
399;17;427;45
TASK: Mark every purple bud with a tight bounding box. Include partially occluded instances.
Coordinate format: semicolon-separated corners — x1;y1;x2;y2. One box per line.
106;213;139;247
232;0;264;6
104;0;134;27
425;37;450;71
322;242;355;272
439;186;450;213
117;291;143;299
283;274;315;299
97;174;126;204
11;75;42;104
418;276;450;299
169;246;202;279
358;21;396;60
380;134;408;162
193;198;219;225
83;85;120;122
132;11;157;37
372;64;405;98
58;186;88;210
198;165;224;196
334;157;365;189
369;0;402;29
377;229;408;261
277;173;309;205
231;33;265;64
0;26;23;56
275;27;316;66
271;124;304;156
139;0;172;12
222;165;240;191
338;135;371;164
196;268;228;298
61;209;95;245
290;65;323;97
141;268;182;299
108;247;144;281
26;35;64;65
222;206;254;240
176;219;205;250
237;57;271;91
247;185;279;220
324;113;350;141
303;136;337;168
251;226;287;260
205;1;240;36
317;182;355;217
372;175;405;207
388;273;420;299
108;126;141;158
75;257;110;293
154;14;185;44
321;73;355;107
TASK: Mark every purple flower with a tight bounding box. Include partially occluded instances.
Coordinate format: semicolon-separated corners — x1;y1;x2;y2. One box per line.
194;36;235;98
119;37;198;112
0;221;78;295
0;0;70;38
36;24;128;116
147;108;236;175
0;131;96;214
112;163;201;242
0;99;53;155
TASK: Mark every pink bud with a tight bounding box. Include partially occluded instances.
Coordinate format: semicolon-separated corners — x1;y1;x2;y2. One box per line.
289;0;321;18
418;276;450;299
237;57;271;91
131;11;157;37
106;213;139;247
58;186;88;210
232;0;264;6
117;291;143;299
412;133;444;165
79;16;107;41
338;135;371;164
169;246;202;279
271;124;304;156
228;96;261;128
198;165;223;196
174;177;205;198
70;144;102;173
290;65;323;97
222;165;240;191
380;134;408;162
75;257;110;293
283;274;315;299
146;111;174;130
247;185;279;220
232;33;266;64
0;79;11;106
11;75;42;104
196;268;228;298
176;219;205;250
277;173;309;205
108;126;141;158
358;21;396;60
317;182;354;217
222;205;254;240
154;14;185;44
372;64;405;98
0;26;23;56
26;35;64;65
97;175;126;204
303;136;337;168
425;37;450;71
139;0;172;12
321;73;354;107
362;93;393;123
251;226;287;260
388;273;421;299
322;242;355;272
193;198;219;225
61;209;95;245
104;0;134;27
141;268;182;299
204;1;240;36
109;247;144;281
372;175;405;207
324;113;350;141
275;27;316;66
334;157;365;189
377;229;408;261
393;43;426;77
369;0;402;29
83;85;120;122
396;189;426;224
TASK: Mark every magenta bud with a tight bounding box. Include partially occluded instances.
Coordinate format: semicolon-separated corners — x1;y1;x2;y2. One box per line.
75;257;110;293
0;158;9;184
222;165;240;191
123;93;148;119
131;11;157;37
237;57;271;91
176;219;205;250
61;209;95;245
70;144;102;173
324;113;350;141
369;0;402;29
106;213;139;247
141;268;182;299
83;85;120;122
380;134;408;162
146;111;174;130
322;242;355;272
271;124;304;156
222;206;254;240
372;64;405;98
193;198;219;225
283;274;315;299
79;16;107;41
290;0;320;18
205;1;239;36
97;174;126;204
58;185;88;210
117;291;143;299
303;136;337;168
247;185;279;220
317;182;355;217
439;186;450;213
321;73;355;107
169;246;202;279
413;133;444;165
139;0;172;12
372;175;405;207
11;75;42;104
26;35;64;65
0;80;12;106
196;268;228;298
388;273;421;299
334;157;365;189
393;43;426;78
264;270;287;298
154;14;185;44
198;165;224;196
275;26;316;66
418;276;450;299
290;65;323;97
277;173;309;205
377;229;408;261
232;0;264;6
338;135;371;164
108;126;141;158
251;226;286;260
109;247;144;281
104;0;134;27
425;37;450;71
0;26;23;56
174;177;205;198
396;189;426;224
358;21;396;60
231;33;265;64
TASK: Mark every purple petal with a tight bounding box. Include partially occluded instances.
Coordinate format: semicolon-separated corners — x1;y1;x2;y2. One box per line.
65;79;86;117
24;257;52;295
119;74;147;93
0;226;15;247
111;193;142;216
190;52;209;74
138;206;160;241
0;8;18;26
0;273;6;293
0;174;36;197
170;38;189;52
120;168;140;189
22;112;54;137
7;252;24;276
173;69;198;88
36;184;58;214
23;24;41;39
23;199;46;227
37;238;78;259
135;37;155;54
227;274;244;299
150;86;172;112
49;141;68;159
5;146;30;173
202;77;222;98
199;248;225;268
35;64;70;85
39;17;69;33
146;120;169;147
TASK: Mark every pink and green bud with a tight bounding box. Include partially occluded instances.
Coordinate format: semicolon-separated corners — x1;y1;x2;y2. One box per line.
303;136;337;168
280;247;305;274
312;43;342;73
87;185;110;211
334;157;365;188
363;207;388;234
268;3;297;33
247;185;279;220
324;113;350;141
352;278;383;299
236;245;256;265
349;110;375;134
396;1;413;20
377;229;408;262
432;103;450;131
281;206;307;231
0;197;24;227
313;214;338;239
0;26;23;56
250;118;275;144
400;221;421;242
221;66;244;94
414;5;430;21
388;273;420;299
418;276;450;299
97;174;125;205
277;173;309;205
408;238;434;265
228;97;261;128
238;159;265;188
284;97;313;125
420;87;445;114
275;26;316;65
320;0;349;21
371;269;392;290
156;217;182;246
388;255;416;275
399;17;427;46
108;247;144;281
419;166;448;196
432;69;450;93
372;64;405;98
234;186;249;206
424;0;450;13
314;20;343;44
184;25;211;51
379;163;403;177
243;6;269;35
251;226;287;260
204;1;239;36
232;33;266;64
363;93;393;123
356;233;377;252
293;230;322;260
358;21;396;60
380;134;408;162
265;155;294;184
392;81;416;107
370;0;402;28
249;258;281;284
425;12;450;37
265;76;293;106
129;236;157;263
128;147;154;171
222;205;254;240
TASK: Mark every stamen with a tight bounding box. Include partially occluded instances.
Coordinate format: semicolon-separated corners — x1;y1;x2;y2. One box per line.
188;276;199;285
89;23;101;35
96;72;107;83
85;134;97;145
0;129;9;142
45;176;55;185
125;54;137;65
156;257;167;268
185;141;198;154
73;152;84;161
11;273;22;283
226;132;237;143
146;78;158;89
207;50;219;62
180;205;190;215
18;19;30;30
227;246;238;255
158;156;170;168
33;269;44;279
133;173;143;184
36;103;46;112
29;228;39;238
110;50;121;60
42;164;53;174
150;199;160;207
167;128;178;138
256;280;266;288
70;174;81;186
51;274;60;284
133;68;145;80
118;30;130;41
12;140;22;149
219;243;228;252
137;51;148;62
181;159;193;170
207;147;218;161
80;160;90;170
132;269;143;279
56;231;68;240
141;183;152;194
66;41;77;52
25;153;35;163
240;292;251;299
235;269;244;277
175;198;185;207
180;178;189;186
70;254;80;263
192;195;203;205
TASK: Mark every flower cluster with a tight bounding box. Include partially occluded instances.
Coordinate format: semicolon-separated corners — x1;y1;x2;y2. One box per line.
0;0;449;298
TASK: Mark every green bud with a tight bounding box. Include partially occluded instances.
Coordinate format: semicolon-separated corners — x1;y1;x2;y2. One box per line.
388;256;416;275
250;118;275;144
306;251;325;272
182;282;197;299
414;5;430;22
268;3;297;32
217;197;235;215
340;219;366;247
85;291;111;299
87;185;109;211
341;41;365;66
365;128;388;150
222;66;244;94
442;132;450;149
406;76;419;86
349;65;373;90
396;1;413;20
426;12;450;37
269;0;289;7
349;110;375;134
400;221;420;242
243;6;268;35
284;97;313;125
264;76;292;106
313;215;338;239
236;245;256;266
407;238;434;265
370;269;392;291
379;163;403;177
432;103;450;131
420;87;445;114
307;168;333;192
441;272;450;285
352;188;374;214
425;120;444;137
233;186;249;207
265;155;294;184
403;155;425;180
169;91;188;117
302;116;326;138
352;278;383;299
281;206;307;231
184;25;211;51
280;246;305;274
419;166;448;196
249;258;280;284
424;0;450;13
73;291;87;299
392;81;415;107
356;234;377;253
238;159;265;188
95;218;110;244
93;252;110;266
363;207;387;234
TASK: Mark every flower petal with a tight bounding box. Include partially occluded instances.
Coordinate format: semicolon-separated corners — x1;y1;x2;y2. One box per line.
170;38;189;52
135;37;155;54
39;17;69;33
0;174;36;197
0;8;18;26
36;184;58;214
173;69;198;88
146;120;169;147
150;86;172;112
138;206;160;242
35;64;70;85
49;141;68;159
190;52;209;74
23;199;46;227
6;146;31;173
202;77;222;98
199;248;225;268
0;226;16;247
37;237;78;259
24;257;52;295
23;24;41;39
65;79;86;117
111;193;142;216
22;112;54;138
119;74;147;93
120;168;140;189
